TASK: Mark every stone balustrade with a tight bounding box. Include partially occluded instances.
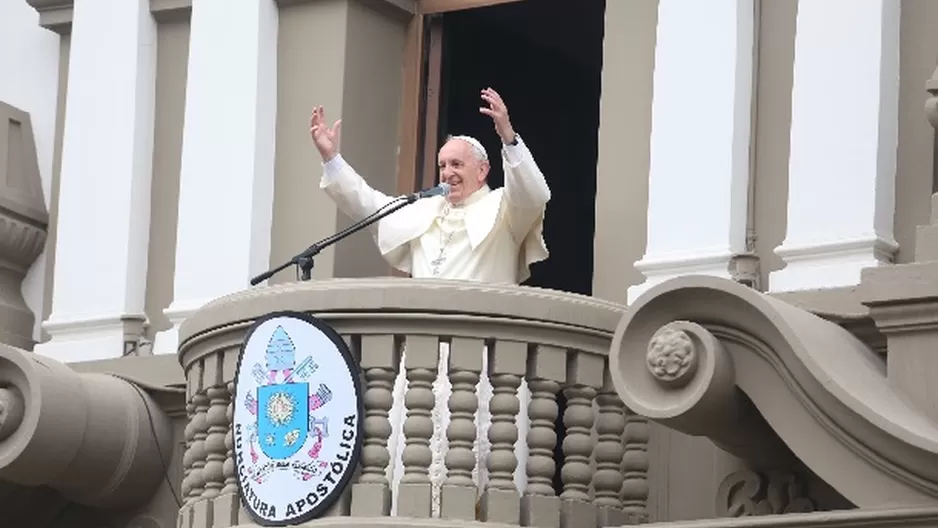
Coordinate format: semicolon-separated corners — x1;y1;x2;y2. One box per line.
176;278;648;528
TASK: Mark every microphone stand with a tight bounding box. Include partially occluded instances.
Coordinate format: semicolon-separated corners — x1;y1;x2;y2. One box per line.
249;194;420;286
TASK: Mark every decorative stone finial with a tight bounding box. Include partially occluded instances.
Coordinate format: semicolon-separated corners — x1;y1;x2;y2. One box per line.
646;326;698;387
0;101;49;350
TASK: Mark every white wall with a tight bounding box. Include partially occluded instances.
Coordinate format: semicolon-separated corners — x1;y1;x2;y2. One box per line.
0;1;61;341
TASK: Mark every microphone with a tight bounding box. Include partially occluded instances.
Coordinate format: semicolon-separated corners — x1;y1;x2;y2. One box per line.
408;182;451;201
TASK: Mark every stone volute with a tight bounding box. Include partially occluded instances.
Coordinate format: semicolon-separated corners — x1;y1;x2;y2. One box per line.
0;342;175;509
0;101;49;351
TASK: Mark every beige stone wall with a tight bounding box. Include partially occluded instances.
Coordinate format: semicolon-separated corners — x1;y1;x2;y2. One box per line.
591;0;658;305
14;0;938;525
268;0;408;284
32;0;938;346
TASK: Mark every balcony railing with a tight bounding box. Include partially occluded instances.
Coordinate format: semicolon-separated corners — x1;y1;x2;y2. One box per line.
175;278;649;528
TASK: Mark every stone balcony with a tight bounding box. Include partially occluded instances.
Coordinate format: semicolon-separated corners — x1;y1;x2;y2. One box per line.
175;278;649;528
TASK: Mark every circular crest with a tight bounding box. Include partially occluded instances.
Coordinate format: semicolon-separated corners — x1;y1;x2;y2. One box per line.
233;311;363;526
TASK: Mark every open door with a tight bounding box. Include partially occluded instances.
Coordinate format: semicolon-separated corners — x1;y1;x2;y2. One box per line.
391;1;526;277
395;0;526;197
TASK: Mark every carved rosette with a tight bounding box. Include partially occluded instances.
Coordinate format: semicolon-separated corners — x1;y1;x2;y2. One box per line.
645;326;699;388
610;301;798;470
716;469;817;517
612;318;739;435
0;101;49;351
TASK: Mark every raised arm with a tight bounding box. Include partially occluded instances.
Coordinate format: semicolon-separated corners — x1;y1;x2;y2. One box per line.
479;89;551;240
501;135;551;208
310;105;394;222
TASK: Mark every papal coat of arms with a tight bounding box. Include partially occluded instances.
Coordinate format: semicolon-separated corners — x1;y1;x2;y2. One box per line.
241;325;333;482
233;312;363;526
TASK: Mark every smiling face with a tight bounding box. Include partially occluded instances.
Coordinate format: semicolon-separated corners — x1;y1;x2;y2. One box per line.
438;137;489;203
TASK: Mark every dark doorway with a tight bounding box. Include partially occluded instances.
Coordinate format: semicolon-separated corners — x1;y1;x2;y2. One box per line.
434;0;606;296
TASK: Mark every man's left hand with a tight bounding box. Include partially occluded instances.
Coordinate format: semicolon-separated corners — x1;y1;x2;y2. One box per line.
480;87;516;144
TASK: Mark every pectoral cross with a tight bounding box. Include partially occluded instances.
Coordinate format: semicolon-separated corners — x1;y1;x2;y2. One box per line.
431;208;457;276
431;228;458;275
430;250;447;276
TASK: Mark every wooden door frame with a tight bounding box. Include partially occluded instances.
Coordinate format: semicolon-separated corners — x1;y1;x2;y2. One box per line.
393;0;525;197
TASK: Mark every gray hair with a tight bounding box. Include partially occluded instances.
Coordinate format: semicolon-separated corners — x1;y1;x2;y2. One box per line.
445;134;489;162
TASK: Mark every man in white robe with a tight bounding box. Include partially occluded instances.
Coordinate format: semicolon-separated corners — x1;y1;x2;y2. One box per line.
309;87;549;515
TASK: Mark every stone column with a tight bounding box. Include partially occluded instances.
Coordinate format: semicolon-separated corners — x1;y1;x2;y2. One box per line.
628;0;756;303
770;0;901;292
35;0;157;362
152;0;278;355
860;65;938;423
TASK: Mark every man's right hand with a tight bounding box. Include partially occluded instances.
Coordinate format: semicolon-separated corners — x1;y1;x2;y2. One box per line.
309;105;341;162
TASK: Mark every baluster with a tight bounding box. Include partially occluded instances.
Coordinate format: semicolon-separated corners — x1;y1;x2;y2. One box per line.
594;368;627;526
213;380;241;528
181;400;196;499
561;351;603;528
429;343;451;518
202;385;229;499
521;344;565;528
441;337;483;520
397;335;439;518
187;392;210;501
621;408;650;524
222;381;237;495
351;335;400;517
480;340;526;525
178;399;197;528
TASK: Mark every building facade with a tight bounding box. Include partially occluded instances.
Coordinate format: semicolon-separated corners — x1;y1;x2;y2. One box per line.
2;0;938;526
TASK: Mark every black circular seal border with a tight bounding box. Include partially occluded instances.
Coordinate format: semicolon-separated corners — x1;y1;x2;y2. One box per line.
232;310;365;526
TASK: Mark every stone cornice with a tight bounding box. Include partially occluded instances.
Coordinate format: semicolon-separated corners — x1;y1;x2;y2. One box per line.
149;0;192;23
178;277;626;354
24;0;74;35
25;0;417;34
275;0;416;15
25;0;194;34
611;275;938;508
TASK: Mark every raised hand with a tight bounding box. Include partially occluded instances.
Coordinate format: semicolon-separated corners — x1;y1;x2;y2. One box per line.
309;105;341;162
479;87;516;144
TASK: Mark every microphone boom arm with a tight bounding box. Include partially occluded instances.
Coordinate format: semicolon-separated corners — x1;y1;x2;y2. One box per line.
249;193;421;286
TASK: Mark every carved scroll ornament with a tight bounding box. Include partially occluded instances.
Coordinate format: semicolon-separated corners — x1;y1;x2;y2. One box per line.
716;469;816;517
609;275;938;509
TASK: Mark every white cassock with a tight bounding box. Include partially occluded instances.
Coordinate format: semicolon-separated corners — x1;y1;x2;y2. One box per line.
320;135;550;515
